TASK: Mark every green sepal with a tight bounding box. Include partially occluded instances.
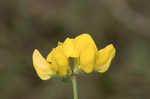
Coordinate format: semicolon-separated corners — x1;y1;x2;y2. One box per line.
62;76;72;83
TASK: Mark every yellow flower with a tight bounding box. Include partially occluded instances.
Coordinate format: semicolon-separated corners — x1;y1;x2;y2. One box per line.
32;33;116;80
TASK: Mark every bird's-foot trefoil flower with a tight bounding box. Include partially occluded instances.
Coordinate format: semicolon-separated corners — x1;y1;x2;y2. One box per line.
32;33;116;80
32;33;116;99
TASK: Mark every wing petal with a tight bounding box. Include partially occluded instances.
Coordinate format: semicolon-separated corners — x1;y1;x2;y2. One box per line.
95;44;116;72
32;49;55;80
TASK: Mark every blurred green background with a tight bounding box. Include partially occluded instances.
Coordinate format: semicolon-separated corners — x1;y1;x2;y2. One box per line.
0;0;150;99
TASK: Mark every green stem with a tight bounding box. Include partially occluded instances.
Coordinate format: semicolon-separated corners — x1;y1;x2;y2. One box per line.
72;75;78;99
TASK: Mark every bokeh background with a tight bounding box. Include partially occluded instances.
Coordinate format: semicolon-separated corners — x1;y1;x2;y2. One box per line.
0;0;150;99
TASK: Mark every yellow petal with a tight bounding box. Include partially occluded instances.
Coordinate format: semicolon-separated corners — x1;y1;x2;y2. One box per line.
80;44;96;73
46;48;58;72
74;33;97;73
75;33;97;53
32;49;55;80
47;45;70;76
95;44;116;73
55;45;70;76
63;38;78;58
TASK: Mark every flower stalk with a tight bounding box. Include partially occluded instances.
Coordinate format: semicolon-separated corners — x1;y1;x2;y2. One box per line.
72;75;78;99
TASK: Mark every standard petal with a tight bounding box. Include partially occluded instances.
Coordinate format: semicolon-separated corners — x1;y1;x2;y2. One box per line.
32;49;55;80
75;33;97;53
79;44;96;73
74;33;97;73
95;44;116;73
63;38;78;58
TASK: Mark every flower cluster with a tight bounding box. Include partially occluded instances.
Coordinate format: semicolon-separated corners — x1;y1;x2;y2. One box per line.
32;33;116;80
